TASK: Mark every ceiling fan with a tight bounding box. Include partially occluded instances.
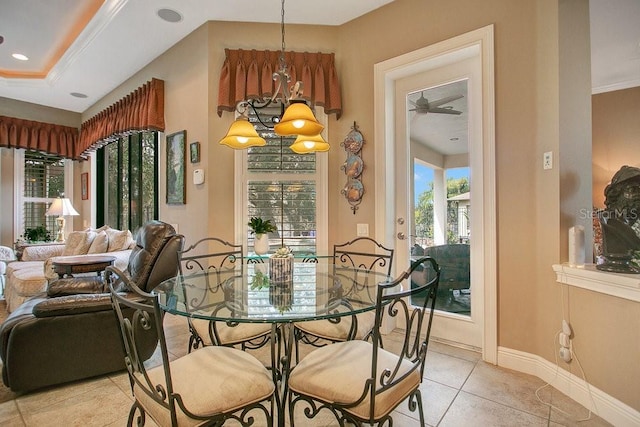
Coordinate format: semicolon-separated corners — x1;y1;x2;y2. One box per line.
409;92;464;115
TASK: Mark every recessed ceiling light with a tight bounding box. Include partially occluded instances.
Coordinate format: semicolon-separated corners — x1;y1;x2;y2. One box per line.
157;8;182;23
12;53;29;61
70;92;88;98
0;36;4;45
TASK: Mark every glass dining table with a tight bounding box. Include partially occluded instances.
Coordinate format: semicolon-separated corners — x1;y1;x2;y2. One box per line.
155;259;391;426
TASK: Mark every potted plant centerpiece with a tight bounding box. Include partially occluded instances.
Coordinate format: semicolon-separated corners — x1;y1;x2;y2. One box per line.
248;217;276;255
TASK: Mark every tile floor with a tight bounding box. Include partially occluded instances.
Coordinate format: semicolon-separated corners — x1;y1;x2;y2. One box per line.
0;313;612;427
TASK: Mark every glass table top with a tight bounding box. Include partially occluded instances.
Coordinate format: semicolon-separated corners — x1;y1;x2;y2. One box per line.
156;261;392;323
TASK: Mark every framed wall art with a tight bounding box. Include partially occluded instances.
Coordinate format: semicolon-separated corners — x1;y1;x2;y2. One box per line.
81;172;89;200
166;130;186;205
190;141;200;163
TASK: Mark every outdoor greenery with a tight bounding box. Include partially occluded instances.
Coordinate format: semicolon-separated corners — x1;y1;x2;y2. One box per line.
415;176;470;246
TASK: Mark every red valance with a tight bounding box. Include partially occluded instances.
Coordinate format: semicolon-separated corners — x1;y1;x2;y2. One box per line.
0;115;79;159
78;78;165;158
218;49;342;119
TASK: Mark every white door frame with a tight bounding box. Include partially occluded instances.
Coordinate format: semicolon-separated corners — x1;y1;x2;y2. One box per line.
373;25;497;363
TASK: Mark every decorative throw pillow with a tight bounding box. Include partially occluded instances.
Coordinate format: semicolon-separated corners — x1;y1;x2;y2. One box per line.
106;229;134;252
62;231;97;256
87;230;109;254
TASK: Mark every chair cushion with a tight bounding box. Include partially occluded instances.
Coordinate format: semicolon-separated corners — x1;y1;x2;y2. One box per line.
134;346;274;426
295;310;376;341
289;340;420;421
191;317;271;346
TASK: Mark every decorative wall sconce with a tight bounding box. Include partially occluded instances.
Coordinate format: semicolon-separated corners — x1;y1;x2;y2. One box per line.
341;122;364;214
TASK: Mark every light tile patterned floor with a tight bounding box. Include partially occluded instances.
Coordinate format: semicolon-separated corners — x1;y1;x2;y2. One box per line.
0;313;611;426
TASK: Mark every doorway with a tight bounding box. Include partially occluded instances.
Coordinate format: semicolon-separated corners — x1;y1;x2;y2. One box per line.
374;25;497;362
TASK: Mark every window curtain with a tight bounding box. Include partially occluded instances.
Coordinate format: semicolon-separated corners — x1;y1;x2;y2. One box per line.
0;116;78;159
77;78;165;159
218;49;342;119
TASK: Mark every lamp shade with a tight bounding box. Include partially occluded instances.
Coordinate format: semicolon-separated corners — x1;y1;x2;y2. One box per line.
45;198;79;216
289;133;330;154
219;118;267;149
274;102;324;136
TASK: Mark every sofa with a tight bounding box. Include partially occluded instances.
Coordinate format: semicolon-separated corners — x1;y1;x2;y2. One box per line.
0;220;184;393
4;226;135;312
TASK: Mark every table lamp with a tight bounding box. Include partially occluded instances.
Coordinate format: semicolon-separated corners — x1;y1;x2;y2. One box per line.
45;197;79;242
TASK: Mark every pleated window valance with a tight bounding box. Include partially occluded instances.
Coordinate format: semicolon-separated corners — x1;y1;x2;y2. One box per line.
78;78;165;158
0;115;79;159
217;49;342;119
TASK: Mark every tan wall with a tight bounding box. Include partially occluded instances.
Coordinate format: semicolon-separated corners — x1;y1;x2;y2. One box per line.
592;86;640;208
82;25;210;243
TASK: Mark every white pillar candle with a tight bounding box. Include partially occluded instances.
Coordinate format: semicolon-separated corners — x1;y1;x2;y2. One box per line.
568;225;585;267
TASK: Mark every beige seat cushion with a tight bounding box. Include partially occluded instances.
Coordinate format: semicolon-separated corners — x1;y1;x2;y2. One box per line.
289;340;420;421
295;310;376;341
11;267;48;296
134;346;274;426
191;317;271;346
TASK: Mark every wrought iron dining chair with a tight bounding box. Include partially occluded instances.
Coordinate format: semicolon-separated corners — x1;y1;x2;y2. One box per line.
293;237;394;360
108;266;275;427
178;237;271;352
288;256;440;426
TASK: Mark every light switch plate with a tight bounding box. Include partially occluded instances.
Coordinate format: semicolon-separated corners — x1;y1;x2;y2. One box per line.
357;223;369;237
543;151;553;170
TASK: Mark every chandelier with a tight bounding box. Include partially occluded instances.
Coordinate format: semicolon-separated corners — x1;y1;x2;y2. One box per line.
219;0;329;153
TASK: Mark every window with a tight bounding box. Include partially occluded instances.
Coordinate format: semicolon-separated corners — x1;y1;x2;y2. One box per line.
96;131;158;233
240;103;328;256
14;150;71;241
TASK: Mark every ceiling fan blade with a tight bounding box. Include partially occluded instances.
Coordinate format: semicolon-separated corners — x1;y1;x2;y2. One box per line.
428;94;464;108
428;107;462;115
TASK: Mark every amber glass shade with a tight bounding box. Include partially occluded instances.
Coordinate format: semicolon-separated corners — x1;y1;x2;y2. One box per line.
289;133;330;154
219;119;266;149
274;102;324;136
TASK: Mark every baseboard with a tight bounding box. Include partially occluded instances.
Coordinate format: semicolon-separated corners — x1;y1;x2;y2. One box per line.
498;346;640;427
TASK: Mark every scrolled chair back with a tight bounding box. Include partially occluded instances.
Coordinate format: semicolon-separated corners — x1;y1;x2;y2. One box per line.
288;255;440;426
372;256;440;386
107;268;178;426
334;236;395;276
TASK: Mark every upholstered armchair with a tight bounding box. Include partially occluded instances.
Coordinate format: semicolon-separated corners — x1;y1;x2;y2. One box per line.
0;220;184;393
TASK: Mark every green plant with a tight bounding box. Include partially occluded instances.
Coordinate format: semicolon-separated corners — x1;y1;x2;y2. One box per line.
23;225;52;242
248;217;277;235
250;271;270;290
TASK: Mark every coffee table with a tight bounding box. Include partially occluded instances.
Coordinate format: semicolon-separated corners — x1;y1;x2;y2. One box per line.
52;255;116;278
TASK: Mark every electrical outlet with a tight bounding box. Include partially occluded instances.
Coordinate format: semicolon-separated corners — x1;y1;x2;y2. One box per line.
543;151;553;170
559;346;572;363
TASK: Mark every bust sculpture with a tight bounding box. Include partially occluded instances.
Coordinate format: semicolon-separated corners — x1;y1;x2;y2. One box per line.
596;165;640;273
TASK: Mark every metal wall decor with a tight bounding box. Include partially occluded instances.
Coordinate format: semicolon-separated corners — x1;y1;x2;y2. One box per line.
341;122;364;214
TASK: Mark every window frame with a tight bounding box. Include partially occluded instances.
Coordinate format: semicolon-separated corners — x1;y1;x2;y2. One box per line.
13;149;74;242
95;131;159;233
234;111;329;255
